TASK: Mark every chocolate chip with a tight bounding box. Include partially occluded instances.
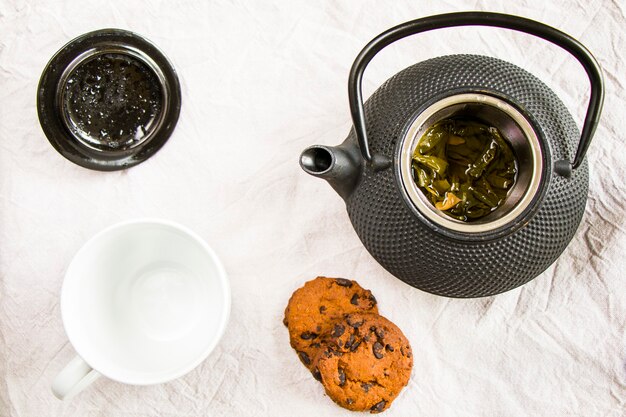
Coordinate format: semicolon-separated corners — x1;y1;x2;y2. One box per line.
350;293;359;305
338;367;346;386
347;316;364;328
316;325;322;332
373;342;384;359
311;342;320;348
283;318;288;327
312;368;322;382
370;326;377;332
331;324;345;338
350;340;361;352
319;305;327;314
369;294;377;305
375;328;385;339
371;400;386;413
345;334;356;350
300;331;318;340
346;398;354;405
401;346;411;357
361;383;371;393
298;351;311;365
385;344;394;352
335;278;353;287
337;339;343;348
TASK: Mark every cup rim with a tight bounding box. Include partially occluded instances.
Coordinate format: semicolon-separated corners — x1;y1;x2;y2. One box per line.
60;218;231;385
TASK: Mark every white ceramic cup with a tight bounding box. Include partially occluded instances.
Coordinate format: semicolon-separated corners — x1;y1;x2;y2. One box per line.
52;219;230;400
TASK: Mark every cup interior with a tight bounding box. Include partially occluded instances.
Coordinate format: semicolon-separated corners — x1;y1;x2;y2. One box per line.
62;220;230;385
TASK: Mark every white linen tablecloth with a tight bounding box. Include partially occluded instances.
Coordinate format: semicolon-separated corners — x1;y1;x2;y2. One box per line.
1;1;624;416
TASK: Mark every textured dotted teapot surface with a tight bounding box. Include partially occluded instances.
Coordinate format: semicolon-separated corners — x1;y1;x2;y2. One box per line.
345;55;588;297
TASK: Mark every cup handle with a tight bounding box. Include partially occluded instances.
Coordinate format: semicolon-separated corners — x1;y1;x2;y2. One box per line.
52;356;101;400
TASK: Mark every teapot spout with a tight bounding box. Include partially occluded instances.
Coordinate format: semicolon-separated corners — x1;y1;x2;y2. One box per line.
300;144;361;200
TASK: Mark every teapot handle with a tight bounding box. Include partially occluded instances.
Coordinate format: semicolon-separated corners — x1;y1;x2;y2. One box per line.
348;11;604;175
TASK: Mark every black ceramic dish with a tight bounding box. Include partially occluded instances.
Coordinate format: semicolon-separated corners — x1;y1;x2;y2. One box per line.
37;29;181;171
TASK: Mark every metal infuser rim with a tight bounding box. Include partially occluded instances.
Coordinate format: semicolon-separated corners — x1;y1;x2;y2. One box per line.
399;93;544;234
56;43;170;154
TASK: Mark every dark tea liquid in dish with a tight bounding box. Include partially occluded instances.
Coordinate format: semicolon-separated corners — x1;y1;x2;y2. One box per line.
411;117;518;221
61;53;163;152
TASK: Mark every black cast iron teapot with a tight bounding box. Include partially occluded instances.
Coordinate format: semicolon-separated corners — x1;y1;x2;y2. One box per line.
299;12;604;297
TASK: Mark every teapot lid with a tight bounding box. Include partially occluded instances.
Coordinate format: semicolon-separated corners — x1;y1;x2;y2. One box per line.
37;29;181;171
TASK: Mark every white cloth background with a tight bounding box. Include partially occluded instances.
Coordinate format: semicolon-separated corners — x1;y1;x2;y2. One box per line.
1;0;624;416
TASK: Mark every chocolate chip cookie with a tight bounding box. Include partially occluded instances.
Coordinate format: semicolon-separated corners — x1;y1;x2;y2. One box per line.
313;312;413;413
283;277;378;371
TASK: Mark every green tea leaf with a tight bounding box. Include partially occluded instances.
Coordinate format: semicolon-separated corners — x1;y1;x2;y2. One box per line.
411;117;518;221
